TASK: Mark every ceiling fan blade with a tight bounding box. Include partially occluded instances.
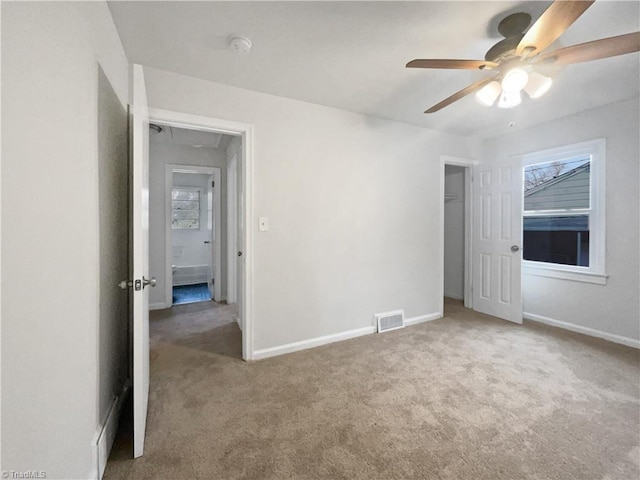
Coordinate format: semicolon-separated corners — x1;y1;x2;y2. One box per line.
407;59;498;70
537;32;640;65
425;77;495;114
516;0;595;57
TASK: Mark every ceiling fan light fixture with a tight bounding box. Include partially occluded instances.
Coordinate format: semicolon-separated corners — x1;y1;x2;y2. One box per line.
501;68;529;92
475;81;502;107
524;72;553;99
498;90;522;109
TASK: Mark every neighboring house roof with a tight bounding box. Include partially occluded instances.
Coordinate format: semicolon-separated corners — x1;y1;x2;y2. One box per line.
524;162;590;212
524;216;589;232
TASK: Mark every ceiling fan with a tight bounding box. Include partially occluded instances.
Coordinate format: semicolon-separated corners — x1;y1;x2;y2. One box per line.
407;0;640;113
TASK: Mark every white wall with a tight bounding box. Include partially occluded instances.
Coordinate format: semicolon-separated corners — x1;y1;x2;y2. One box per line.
149;141;227;307
97;66;129;449
2;2;128;478
443;165;465;300
143;67;475;352
172;172;211;269
483;97;640;342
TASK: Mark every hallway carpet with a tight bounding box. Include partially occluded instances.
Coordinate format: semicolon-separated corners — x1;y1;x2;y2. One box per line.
104;299;640;480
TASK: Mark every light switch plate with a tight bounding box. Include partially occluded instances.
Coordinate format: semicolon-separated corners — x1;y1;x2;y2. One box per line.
259;216;269;231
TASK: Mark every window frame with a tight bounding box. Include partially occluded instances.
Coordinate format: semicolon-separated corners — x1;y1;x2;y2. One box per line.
171;186;202;231
521;139;607;285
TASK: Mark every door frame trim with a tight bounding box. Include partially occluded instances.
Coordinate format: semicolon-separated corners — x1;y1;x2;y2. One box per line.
165;165;222;303
439;155;476;314
150;108;255;361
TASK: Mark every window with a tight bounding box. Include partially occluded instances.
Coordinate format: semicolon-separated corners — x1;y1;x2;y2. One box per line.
172;187;200;230
521;139;606;284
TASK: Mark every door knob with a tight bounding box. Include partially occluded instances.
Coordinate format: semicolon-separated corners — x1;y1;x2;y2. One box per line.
204;241;211;244
238;251;243;257
510;245;520;253
142;276;157;288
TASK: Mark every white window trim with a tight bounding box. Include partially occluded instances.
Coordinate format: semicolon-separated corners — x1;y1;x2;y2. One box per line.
521;138;606;285
172;186;202;230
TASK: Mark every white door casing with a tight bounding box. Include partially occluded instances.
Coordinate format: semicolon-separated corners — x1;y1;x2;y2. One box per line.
132;64;151;458
472;160;523;323
207;174;215;300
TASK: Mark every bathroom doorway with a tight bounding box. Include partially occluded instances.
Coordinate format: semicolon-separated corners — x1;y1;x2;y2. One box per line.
170;169;219;305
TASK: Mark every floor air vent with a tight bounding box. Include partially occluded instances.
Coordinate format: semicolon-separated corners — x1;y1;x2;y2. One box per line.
375;310;405;333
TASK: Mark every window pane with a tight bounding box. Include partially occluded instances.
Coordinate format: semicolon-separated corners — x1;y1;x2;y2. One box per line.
172;189;199;201
172;219;199;230
523;215;589;266
172;188;200;230
172;200;199;210
172;210;199;221
524;157;590;211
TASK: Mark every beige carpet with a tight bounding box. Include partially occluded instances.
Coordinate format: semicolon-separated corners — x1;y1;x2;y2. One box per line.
104;298;640;480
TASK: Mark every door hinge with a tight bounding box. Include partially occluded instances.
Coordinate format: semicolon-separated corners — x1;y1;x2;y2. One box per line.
212;180;215;187
212;278;215;285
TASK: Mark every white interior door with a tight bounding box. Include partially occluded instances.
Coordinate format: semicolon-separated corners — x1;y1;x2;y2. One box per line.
206;174;215;299
227;156;238;305
132;64;151;458
237;165;245;331
472;160;523;323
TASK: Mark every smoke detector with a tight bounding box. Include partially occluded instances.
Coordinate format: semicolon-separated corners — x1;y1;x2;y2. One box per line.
229;35;252;54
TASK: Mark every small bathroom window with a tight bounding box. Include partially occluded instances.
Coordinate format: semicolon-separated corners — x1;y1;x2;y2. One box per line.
172;187;200;230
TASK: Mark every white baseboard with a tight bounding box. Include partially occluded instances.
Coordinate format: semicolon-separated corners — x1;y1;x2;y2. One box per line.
253;325;377;360
149;302;169;311
444;292;463;300
523;312;640;349
96;380;131;479
252;311;443;361
405;312;442;326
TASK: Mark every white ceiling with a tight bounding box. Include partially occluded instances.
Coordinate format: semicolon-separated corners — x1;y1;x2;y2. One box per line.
109;1;640;137
151;124;233;150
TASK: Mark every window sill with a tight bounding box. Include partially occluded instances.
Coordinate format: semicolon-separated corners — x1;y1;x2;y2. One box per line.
523;264;608;285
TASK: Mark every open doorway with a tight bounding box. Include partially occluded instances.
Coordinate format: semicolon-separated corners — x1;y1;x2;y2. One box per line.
169;168;220;306
147;120;248;358
440;156;473;315
146;109;253;361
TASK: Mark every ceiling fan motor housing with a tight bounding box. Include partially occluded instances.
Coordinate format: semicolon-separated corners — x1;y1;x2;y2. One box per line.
485;35;524;62
485;12;532;62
